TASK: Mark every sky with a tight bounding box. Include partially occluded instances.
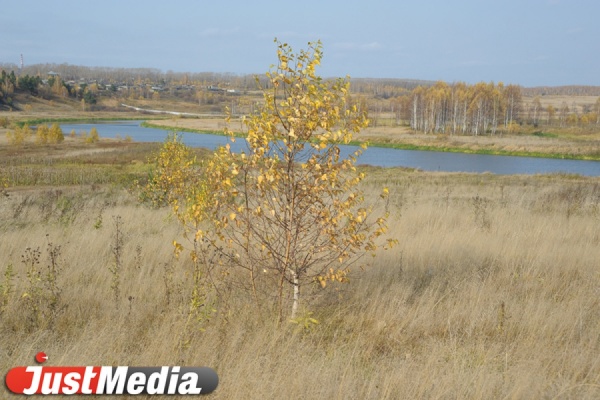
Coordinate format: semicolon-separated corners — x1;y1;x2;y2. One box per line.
1;0;599;87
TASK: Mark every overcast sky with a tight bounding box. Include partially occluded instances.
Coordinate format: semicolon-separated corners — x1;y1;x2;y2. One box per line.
1;0;598;87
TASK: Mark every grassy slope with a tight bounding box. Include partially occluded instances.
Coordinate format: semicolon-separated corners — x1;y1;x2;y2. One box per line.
1;140;599;398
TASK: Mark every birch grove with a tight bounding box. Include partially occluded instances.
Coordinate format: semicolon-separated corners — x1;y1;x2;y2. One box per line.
408;81;523;135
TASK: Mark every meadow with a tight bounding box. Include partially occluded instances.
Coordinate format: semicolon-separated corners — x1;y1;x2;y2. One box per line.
1;137;599;398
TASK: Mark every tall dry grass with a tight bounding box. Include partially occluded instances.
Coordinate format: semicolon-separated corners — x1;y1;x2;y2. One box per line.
0;170;599;399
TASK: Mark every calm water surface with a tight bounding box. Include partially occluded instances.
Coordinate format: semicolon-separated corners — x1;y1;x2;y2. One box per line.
60;121;600;176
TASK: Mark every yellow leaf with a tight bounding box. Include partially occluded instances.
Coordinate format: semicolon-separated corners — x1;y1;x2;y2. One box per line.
380;187;389;199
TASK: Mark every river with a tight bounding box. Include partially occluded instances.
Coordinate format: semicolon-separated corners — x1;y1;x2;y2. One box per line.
59;121;600;176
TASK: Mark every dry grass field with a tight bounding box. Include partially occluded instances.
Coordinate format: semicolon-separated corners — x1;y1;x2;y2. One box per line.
521;95;599;112
1;138;599;398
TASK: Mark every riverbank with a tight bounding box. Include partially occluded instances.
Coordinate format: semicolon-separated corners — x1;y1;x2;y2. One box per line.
2;104;600;160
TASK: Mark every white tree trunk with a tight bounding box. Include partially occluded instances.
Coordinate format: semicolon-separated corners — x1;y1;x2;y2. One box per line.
291;270;299;319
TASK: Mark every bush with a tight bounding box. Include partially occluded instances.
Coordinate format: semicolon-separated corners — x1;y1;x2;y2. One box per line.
85;127;100;143
6;124;32;145
48;123;64;144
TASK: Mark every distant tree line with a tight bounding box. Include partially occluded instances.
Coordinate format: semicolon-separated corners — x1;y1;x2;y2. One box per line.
0;68;99;108
0;63;266;92
0;70;46;106
0;70;44;96
349;78;432;98
523;86;600;97
1;62;599;130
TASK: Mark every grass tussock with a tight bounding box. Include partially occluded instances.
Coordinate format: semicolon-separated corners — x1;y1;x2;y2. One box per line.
0;144;599;398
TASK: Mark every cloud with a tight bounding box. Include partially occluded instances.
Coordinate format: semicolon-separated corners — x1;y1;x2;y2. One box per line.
333;42;384;51
198;27;240;38
257;31;326;41
566;27;584;35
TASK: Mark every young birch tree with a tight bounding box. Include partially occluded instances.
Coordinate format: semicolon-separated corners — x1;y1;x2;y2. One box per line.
149;40;394;322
